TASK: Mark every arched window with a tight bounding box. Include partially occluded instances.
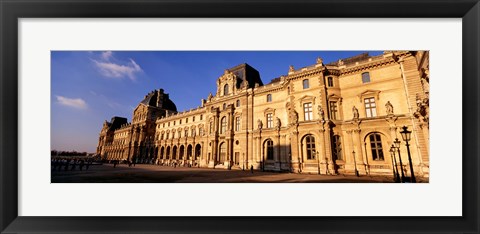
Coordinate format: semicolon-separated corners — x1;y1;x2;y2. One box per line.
219;143;226;162
224;84;229;95
303;79;310;89
332;135;343;160
266;94;272;102
304;135;316;160
369;133;384;160
236;100;240;107
264;139;274;160
362;72;371;83
220;117;227;134
179;145;185;159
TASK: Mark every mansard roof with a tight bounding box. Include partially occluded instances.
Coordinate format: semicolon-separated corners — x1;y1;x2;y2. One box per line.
139;88;177;112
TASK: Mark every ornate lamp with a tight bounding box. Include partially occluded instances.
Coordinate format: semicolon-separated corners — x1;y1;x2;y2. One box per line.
400;126;416;183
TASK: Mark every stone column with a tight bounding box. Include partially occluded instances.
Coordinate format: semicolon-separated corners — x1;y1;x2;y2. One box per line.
318;129;327;175
353;129;366;175
275;132;281;171
290;129;300;173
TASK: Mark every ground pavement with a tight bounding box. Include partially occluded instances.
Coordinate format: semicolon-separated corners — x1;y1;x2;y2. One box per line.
51;163;427;183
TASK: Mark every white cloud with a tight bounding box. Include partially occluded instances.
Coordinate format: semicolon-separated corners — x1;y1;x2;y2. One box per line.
56;95;87;109
92;52;143;80
101;51;113;61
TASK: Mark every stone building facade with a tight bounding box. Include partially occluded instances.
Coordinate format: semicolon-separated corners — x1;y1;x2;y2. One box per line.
97;51;430;177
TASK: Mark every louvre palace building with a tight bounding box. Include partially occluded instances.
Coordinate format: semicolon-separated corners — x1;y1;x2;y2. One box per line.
97;51;430;177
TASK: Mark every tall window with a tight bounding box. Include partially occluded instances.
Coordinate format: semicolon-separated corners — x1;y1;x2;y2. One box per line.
193;116;195;122
186;118;188;123
329;101;338;120
266;113;273;128
220;117;227;134
364;97;377;117
200;115;203;120
219;143;226;162
305;135;316;160
304;102;313;121
327;77;334;87
362;72;371;83
178;131;181;138
172;131;175;139
223;103;226;110
224;84;229;95
303;79;310;89
191;128;196;137
166;133;169;139
185;129;188;138
266;94;272;102
199;127;204;136
332;135;343;160
369;133;384;160
236;100;240;107
265;139;274;160
161;133;164;140
209;121;214;134
235;117;241;131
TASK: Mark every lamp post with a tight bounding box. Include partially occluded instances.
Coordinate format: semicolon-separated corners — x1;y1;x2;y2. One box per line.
393;138;406;183
389;145;400;183
400;126;416;183
352;150;359;177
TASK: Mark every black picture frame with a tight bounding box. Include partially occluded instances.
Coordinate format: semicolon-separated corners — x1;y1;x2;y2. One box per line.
1;0;478;233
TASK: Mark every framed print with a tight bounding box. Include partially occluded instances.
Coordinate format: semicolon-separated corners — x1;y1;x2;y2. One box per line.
1;0;479;233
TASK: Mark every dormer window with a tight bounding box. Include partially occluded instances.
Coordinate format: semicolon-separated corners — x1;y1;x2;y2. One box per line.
224;84;229;95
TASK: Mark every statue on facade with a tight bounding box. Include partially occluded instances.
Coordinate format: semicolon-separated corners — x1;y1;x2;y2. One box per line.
275;117;281;129
316;57;323;64
289;65;295;72
338;59;344;66
317;105;325;120
385;101;394;115
291;110;299;124
207;92;213;102
352;106;359;119
257;119;263;130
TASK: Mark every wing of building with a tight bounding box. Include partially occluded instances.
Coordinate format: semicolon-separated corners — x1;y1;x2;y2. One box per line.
97;51;430;177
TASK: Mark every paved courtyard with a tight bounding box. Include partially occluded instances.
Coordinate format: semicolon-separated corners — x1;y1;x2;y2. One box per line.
51;163;426;183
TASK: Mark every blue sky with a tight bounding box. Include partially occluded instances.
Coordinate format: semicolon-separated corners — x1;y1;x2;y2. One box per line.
51;51;383;153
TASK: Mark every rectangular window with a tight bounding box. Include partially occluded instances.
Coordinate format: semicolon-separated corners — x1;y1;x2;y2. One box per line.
304;102;313;121
267;94;272;102
200;115;203;120
303;79;309;89
327;77;334;87
235;117;241;131
185;129;188;137
186;118;188;123
266;113;273;128
329;101;338;120
193;116;195;122
362;72;371;83
209;121;213;134
364;97;377;117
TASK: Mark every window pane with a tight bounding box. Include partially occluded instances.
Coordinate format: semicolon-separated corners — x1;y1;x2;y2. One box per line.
303;79;309;89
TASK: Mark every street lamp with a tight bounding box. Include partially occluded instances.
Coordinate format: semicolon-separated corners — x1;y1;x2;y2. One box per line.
400;126;416;183
393;138;406;183
389;145;400;183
